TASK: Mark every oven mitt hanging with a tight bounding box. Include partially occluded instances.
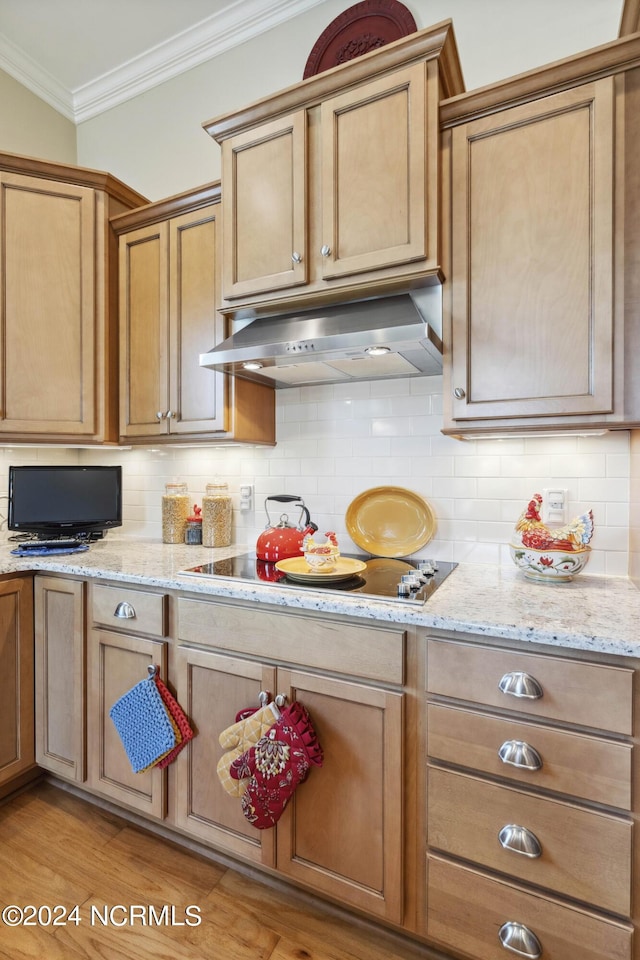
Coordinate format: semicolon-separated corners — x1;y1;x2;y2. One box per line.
109;671;177;773
229;701;323;829
217;701;281;798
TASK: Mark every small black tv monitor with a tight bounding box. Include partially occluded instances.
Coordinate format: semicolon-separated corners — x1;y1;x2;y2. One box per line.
8;465;122;539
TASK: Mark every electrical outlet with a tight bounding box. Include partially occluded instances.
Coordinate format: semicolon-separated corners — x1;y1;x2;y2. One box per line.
239;484;253;512
542;488;567;524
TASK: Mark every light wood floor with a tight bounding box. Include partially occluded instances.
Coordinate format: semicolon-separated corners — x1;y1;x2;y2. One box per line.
0;781;426;960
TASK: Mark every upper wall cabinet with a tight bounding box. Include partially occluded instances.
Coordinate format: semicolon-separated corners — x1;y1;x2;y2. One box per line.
111;184;275;445
440;35;640;435
0;154;147;443
203;21;464;315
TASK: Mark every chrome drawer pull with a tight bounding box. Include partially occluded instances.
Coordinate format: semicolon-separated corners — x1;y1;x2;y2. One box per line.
498;921;542;958
498;671;543;700
498;740;542;771
498;824;542;858
114;601;136;619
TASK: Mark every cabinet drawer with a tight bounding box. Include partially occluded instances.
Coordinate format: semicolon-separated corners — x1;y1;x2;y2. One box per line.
427;766;631;915
427;702;632;809
427;638;633;734
91;584;167;638
427;854;632;960
177;598;404;684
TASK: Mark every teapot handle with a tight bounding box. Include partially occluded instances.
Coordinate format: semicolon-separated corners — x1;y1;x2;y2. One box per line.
264;494;305;529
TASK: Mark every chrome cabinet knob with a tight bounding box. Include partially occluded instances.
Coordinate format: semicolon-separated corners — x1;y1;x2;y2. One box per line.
498;824;542;858
166;410;174;419
453;387;466;399
320;244;331;257
498;671;543;700
291;251;302;264
498;740;542;771
156;411;164;420
498;921;542;958
114;601;136;619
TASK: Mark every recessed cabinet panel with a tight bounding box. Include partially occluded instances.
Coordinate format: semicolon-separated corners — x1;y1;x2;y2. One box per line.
448;78;614;422
276;668;404;924
119;223;169;437
173;646;276;865
87;629;167;818
35;576;85;782
169;208;226;434
222;112;307;299
321;63;427;279
0;174;96;434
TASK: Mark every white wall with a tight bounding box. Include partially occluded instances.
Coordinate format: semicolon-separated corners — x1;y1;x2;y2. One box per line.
0;68;76;162
76;0;622;199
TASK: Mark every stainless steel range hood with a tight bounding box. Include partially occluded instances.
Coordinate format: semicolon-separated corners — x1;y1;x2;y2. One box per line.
200;291;443;389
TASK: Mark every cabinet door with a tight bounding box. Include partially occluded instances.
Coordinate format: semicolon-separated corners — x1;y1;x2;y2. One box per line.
320;63;428;280
0;173;97;435
173;646;277;865
119;221;170;438
276;668;404;924
87;629;168;818
221;112;307;299
34;576;85;782
0;577;35;792
168;206;227;435
449;78;614;422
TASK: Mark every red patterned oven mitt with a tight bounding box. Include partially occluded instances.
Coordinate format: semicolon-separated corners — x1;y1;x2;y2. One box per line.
229;701;323;829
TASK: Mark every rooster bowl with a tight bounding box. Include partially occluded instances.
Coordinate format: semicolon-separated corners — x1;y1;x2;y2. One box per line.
509;543;591;583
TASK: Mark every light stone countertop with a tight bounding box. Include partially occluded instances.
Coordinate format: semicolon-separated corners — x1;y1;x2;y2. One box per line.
2;537;640;659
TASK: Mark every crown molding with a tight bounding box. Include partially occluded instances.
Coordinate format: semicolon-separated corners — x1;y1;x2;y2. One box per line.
0;32;75;120
0;0;327;125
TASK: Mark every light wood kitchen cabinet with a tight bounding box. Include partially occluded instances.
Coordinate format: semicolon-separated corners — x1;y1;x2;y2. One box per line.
34;575;86;782
113;183;275;445
174;596;404;923
0;154;146;443
205;21;463;314
441;41;640;435
424;635;636;959
0;576;36;798
86;583;169;818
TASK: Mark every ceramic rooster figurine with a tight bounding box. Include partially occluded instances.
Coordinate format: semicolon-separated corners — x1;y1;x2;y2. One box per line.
514;493;594;552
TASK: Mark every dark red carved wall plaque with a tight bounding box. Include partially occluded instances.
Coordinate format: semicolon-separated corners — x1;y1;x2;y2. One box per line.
303;0;418;79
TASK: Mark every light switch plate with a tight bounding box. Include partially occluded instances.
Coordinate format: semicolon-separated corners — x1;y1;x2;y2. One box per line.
542;488;567;524
239;484;253;512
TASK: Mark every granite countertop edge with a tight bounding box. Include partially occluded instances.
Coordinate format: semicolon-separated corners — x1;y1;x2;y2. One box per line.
3;538;639;659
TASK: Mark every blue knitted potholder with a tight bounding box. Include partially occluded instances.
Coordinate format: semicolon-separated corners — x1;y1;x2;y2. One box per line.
109;675;176;773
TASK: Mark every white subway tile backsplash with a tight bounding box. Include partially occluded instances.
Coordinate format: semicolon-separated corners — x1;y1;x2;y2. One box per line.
579;477;629;502
0;381;629;573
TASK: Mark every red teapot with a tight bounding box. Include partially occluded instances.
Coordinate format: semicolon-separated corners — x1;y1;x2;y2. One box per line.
256;495;318;562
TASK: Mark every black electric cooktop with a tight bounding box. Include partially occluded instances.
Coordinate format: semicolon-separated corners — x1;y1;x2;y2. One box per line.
180;552;457;606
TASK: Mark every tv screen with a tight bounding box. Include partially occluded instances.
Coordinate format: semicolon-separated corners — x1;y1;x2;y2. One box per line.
8;465;122;539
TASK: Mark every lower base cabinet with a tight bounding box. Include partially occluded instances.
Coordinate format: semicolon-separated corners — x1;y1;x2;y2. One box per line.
0;576;35;793
84;581;170;819
173;610;405;924
29;574;640;959
425;635;637;960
